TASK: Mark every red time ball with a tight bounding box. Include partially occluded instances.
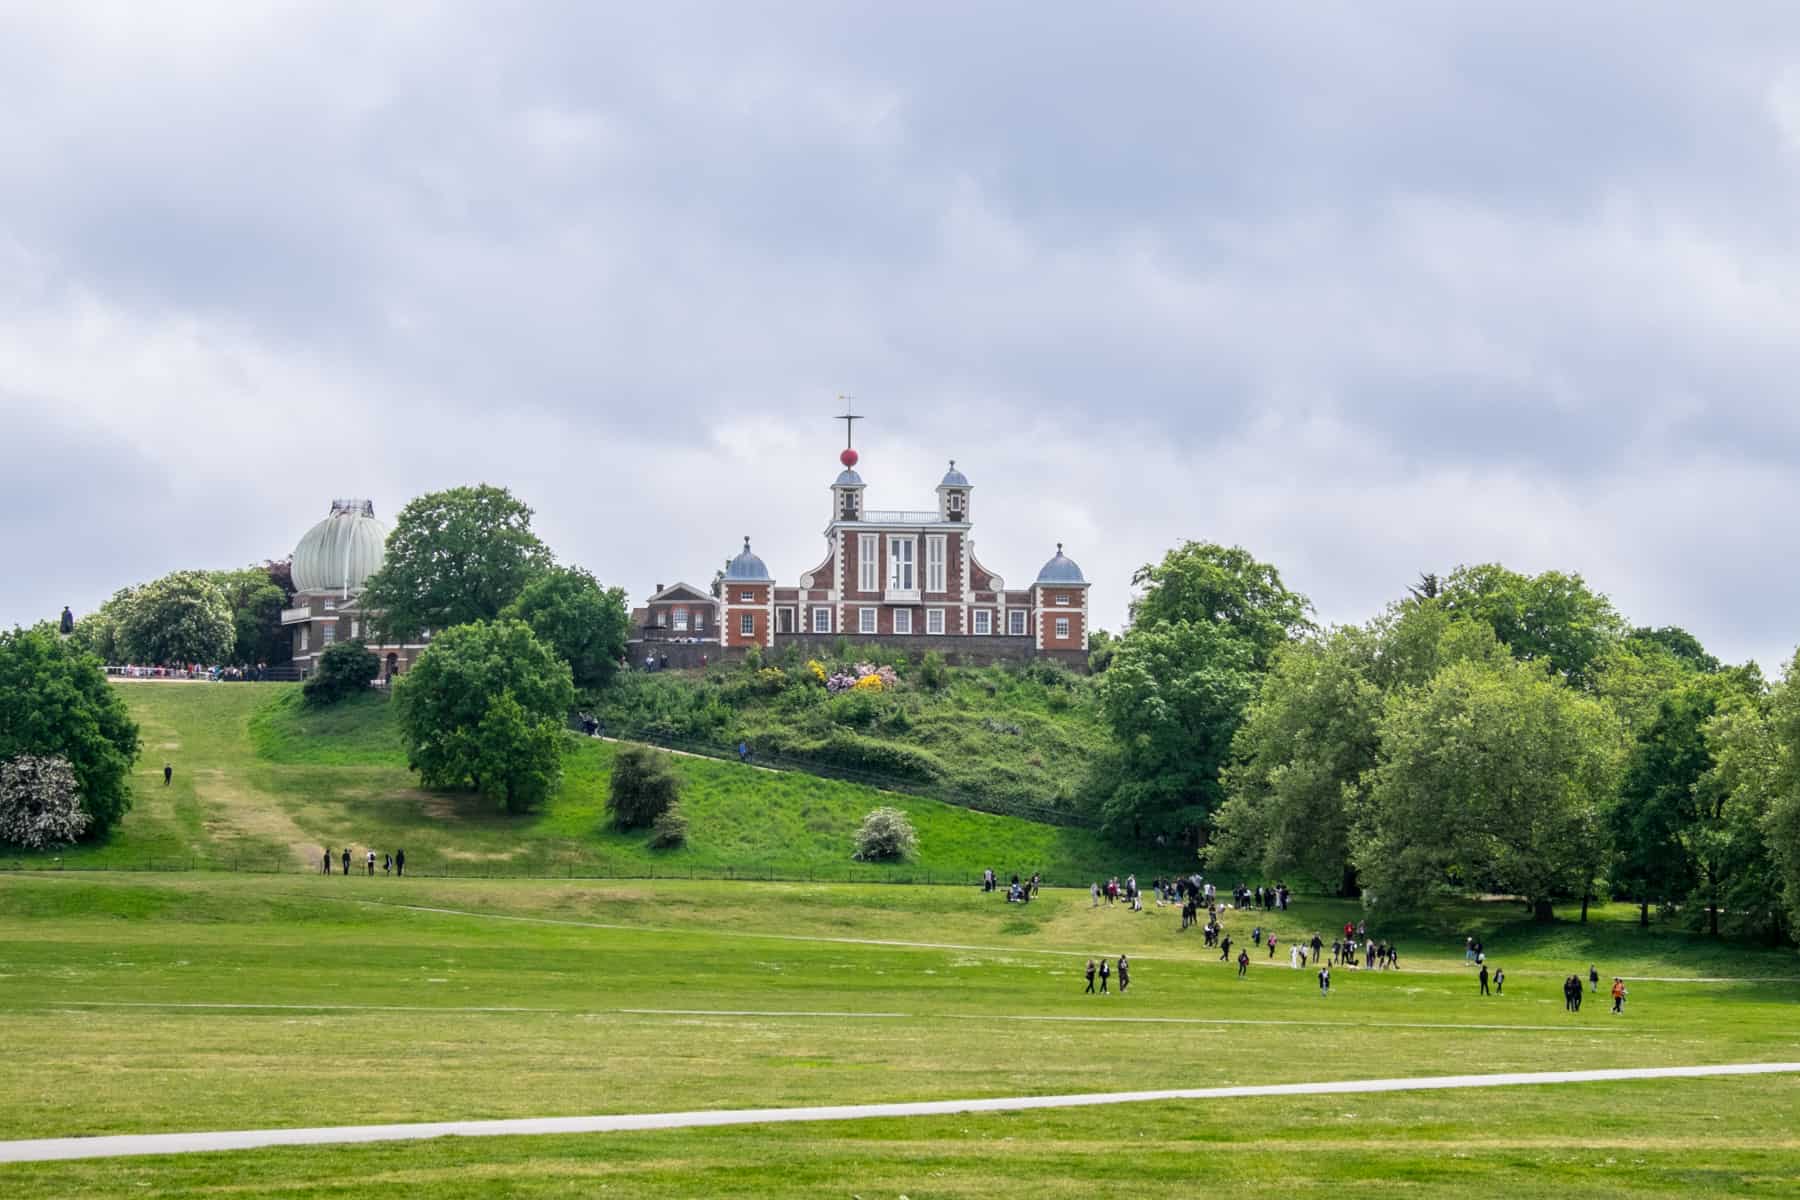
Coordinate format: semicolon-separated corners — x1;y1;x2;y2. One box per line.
840;448;859;468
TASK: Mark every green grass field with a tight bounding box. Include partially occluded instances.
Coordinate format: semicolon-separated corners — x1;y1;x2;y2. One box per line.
3;682;1174;882
1;872;1796;1196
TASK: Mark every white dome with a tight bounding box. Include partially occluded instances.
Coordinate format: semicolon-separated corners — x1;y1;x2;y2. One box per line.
292;499;389;594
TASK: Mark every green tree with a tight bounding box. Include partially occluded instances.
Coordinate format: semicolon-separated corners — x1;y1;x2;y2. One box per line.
1439;563;1626;689
362;485;555;641
0;626;140;835
1625;625;1721;674
1760;655;1800;937
1356;656;1622;922
302;640;381;707
1096;619;1257;841
608;744;682;830
66;587;139;663
470;692;565;814
501;566;630;690
393;620;573;808
1687;673;1790;940
209;566;291;666
116;570;235;665
1593;641;1701;738
1609;681;1725;926
1128;541;1313;669
1086;629;1118;674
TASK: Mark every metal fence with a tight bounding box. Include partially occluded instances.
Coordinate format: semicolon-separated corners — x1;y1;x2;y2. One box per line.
582;721;1096;828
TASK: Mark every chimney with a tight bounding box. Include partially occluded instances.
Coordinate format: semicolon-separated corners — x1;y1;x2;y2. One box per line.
656;583;665;595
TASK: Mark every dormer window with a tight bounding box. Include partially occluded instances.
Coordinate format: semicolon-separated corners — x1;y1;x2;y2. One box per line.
841;493;860;520
947;492;964;515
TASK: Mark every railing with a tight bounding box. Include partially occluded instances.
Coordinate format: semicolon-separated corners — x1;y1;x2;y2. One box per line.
859;510;945;525
883;587;921;604
104;665;302;682
279;606;312;624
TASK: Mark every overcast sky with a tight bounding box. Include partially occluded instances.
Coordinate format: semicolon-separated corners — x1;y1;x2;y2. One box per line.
5;3;1800;670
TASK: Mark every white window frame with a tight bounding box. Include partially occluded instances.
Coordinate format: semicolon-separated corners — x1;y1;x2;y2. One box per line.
925;535;946;593
673;608;689;631
1055;617;1070;640
927;608;945;635
350;619;360;639
776;606;795;634
859;607;877;634
739;590;754;603
322;624;337;645
1056;593;1070;606
299;626;309;652
693;610;705;630
894;609;912;635
811;606;831;633
858;534;878;592
973;609;992;635
1008;610;1026;637
739;613;754;638
888;536;915;591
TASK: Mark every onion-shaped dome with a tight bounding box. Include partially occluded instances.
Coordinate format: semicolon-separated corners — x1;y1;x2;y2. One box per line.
1035;543;1086;585
939;459;970;488
834;468;865;487
292;499;389;594
723;536;773;582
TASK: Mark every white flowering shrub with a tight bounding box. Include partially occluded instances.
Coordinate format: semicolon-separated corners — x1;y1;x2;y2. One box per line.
0;755;89;850
852;805;918;862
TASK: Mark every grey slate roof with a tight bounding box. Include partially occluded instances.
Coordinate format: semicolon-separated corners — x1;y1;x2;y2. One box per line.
723;537;774;582
1035;544;1087;585
834;468;864;487
939;460;970;488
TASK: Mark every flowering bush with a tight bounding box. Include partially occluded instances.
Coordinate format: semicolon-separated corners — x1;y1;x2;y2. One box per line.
852;805;918;861
825;661;902;694
0;755;89;850
807;660;828;685
851;672;885;692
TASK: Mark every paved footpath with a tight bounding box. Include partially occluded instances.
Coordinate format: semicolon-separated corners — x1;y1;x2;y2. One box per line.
2;1062;1794;1165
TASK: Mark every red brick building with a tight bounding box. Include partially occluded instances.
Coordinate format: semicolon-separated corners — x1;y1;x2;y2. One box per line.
281;499;426;680
629;441;1090;668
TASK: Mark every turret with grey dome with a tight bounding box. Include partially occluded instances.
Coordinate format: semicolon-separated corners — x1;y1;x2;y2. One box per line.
1035;543;1087;585
723;537;773;582
280;498;421;682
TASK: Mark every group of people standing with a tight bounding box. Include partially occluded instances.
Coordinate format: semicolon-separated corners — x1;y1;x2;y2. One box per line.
321;846;404;876
1090;876;1141;910
985;869;1040;902
1560;966;1627;1013
1084;954;1130;994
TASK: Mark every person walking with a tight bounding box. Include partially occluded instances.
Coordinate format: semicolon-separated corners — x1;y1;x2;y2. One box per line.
1494;966;1505;995
1098;956;1111;994
1611;978;1627;1014
366;850;376;877
383;853;392;875
1091;882;1100;908
1268;934;1277;959
341;847;351;876
1219;934;1232;963
163;761;173;787
1311;933;1323;964
1117;954;1131;994
1237;948;1250;978
321;848;331;875
1589;964;1600;994
1319;964;1331;997
395;848;405;877
1085;959;1097;993
1479;963;1490;996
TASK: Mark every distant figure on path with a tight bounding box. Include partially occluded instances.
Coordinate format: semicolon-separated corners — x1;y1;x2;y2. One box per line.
1098;956;1110;994
1611;978;1627;1014
1319;965;1330;996
1117;955;1130;993
366;850;376;876
341;847;351;875
1237;949;1250;978
1479;964;1490;996
395;848;405;877
321;849;331;875
1590;964;1600;994
1084;959;1096;993
1494;966;1505;995
163;762;172;787
384;853;392;875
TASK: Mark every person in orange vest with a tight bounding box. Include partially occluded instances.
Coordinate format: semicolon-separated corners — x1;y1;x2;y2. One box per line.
1611;978;1628;1014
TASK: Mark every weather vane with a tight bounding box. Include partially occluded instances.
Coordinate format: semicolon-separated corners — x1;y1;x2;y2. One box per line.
836;395;863;467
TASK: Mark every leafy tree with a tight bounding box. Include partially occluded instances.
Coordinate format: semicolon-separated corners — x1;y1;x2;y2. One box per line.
0;626;140;835
1609;682;1722;926
393;620;573;808
501;566;630;690
1356;656;1623;922
209;566;292;666
116;570;235;665
1593;641;1701;738
1086;629;1118;674
1625;625;1721;674
1128;541;1313;669
1686;674;1789;940
362;485;555;641
608;744;682;830
1407;572;1443;603
1438;563;1625;689
918;650;949;691
1096;619;1257;841
1211;603;1507;893
0;754;89;849
470;692;565;814
302;640;381;707
66;587;138;663
853;805;918;861
1760;655;1800;936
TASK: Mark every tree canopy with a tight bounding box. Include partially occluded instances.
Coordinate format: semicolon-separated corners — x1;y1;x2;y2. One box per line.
501;566;630;691
116;570;235;665
1129;541;1313;670
393;620;573;813
209;565;292;666
362;484;555;640
1438;563;1625;689
0;626;140;836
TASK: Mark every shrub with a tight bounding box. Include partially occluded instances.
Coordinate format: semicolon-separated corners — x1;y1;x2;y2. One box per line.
919;650;949;692
609;744;681;830
303;640;380;706
0;754;89;849
752;667;789;695
0;626;139;836
743;644;763;672
853;805;918;861
649;800;689;848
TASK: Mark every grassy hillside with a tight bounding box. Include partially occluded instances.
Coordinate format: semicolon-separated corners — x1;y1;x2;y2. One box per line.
2;683;1178;882
589;650;1113;820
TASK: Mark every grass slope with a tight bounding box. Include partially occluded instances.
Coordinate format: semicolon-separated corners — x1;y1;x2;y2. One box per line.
592;653;1113;818
1;873;1796;1196
4;683;1171;882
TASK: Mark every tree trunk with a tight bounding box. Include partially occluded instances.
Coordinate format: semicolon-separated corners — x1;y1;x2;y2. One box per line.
1638;898;1649;927
1532;898;1554;924
1709;903;1719;937
1338;863;1359;899
1580;891;1590;923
